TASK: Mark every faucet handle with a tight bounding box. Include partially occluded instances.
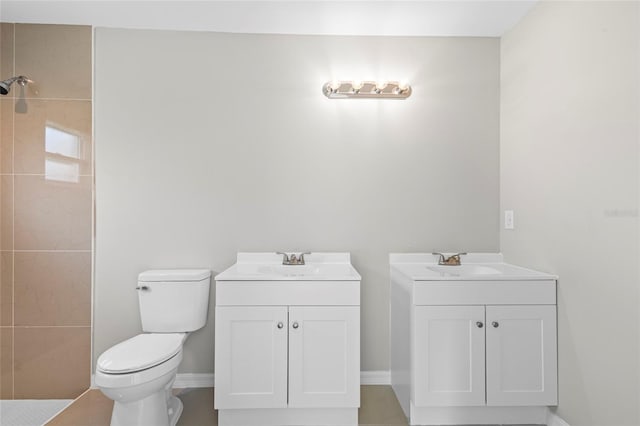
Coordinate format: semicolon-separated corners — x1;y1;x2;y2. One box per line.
443;252;467;265
276;252;290;264
433;252;466;265
298;252;311;264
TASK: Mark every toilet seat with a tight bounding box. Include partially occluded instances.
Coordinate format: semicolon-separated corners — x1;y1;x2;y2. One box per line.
95;349;183;390
98;333;186;374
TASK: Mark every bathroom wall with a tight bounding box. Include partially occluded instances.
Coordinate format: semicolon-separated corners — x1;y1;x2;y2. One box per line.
501;2;639;425
0;23;92;399
94;30;500;373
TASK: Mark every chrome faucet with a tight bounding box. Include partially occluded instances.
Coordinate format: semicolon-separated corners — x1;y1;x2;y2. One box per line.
432;252;467;266
276;252;311;265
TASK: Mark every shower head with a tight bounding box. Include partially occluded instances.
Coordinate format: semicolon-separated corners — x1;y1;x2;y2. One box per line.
0;76;32;95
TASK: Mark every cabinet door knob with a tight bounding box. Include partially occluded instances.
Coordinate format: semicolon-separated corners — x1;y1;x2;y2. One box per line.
292;322;299;329
476;321;483;328
492;321;499;328
277;322;284;329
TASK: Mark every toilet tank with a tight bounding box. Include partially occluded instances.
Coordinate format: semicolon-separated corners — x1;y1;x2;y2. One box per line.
137;269;211;332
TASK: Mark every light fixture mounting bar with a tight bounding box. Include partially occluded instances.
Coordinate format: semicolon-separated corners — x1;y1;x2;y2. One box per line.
323;81;411;99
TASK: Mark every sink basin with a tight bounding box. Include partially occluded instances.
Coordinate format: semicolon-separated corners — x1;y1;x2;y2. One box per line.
389;253;558;281
256;265;321;276
215;252;361;281
426;265;502;276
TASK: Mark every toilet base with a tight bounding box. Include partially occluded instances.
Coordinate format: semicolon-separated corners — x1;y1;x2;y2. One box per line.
168;395;183;426
110;390;183;426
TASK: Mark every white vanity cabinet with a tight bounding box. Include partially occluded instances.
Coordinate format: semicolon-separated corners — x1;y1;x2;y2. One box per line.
413;305;486;407
288;306;360;408
485;305;557;406
215;305;360;410
391;253;558;426
214;253;361;426
215;306;288;409
414;304;557;408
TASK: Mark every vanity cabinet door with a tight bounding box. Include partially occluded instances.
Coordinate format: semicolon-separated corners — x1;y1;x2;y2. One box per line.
214;306;288;409
414;305;486;406
288;306;360;408
486;305;557;406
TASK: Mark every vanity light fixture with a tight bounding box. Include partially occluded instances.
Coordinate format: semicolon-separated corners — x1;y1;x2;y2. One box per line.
323;80;411;99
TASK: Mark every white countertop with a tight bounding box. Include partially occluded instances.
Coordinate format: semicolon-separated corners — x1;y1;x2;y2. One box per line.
215;252;362;281
390;253;557;281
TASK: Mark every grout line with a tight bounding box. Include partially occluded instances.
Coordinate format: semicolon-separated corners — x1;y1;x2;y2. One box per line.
9;248;93;251
90;24;96;384
11;326;14;397
13;325;92;329
0;173;93;176
11;249;92;253
11;97;91;102
11;21;15;399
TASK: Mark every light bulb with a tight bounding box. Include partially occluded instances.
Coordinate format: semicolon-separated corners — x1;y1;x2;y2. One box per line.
376;81;388;91
323;83;334;95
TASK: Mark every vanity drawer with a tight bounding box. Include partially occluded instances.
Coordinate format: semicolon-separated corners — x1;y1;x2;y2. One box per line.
216;280;360;306
413;280;556;305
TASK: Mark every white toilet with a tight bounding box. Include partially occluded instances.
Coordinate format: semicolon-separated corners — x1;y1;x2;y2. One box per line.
95;269;211;426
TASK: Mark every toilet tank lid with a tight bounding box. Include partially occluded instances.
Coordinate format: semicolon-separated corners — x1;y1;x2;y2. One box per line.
139;269;211;282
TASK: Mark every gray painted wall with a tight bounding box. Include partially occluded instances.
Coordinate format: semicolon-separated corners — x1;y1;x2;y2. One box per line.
500;2;639;425
94;29;500;373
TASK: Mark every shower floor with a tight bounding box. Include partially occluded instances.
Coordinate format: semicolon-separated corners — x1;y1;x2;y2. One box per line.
0;399;73;426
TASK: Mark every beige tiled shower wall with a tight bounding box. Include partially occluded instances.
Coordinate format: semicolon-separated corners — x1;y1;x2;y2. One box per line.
0;23;92;399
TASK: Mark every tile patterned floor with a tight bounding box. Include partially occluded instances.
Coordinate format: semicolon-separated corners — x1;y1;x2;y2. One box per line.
0;399;73;426
46;385;409;426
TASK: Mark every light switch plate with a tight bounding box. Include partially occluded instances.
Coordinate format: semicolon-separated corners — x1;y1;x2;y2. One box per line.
504;210;514;230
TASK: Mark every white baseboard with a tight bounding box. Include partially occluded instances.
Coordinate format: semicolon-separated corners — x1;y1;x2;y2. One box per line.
547;409;570;426
174;373;215;388
360;370;391;385
410;403;548;425
91;371;392;389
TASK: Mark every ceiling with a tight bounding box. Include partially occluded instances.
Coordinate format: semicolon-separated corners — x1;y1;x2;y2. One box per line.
0;1;537;37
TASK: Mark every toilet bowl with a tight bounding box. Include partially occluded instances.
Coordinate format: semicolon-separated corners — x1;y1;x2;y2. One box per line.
96;269;211;426
96;333;187;426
